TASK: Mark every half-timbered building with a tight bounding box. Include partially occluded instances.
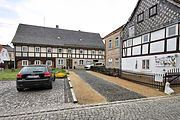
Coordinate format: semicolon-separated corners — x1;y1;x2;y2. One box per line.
121;0;180;74
12;24;105;69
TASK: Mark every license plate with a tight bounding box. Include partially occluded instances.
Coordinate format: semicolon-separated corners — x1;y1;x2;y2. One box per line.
27;75;39;78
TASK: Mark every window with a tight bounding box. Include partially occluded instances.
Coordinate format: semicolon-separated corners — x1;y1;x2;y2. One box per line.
58;59;64;65
80;49;84;54
22;60;28;66
115;58;120;68
135;60;138;69
46;60;52;66
79;60;84;65
109;40;112;49
98;50;102;55
167;25;176;37
127;39;132;47
34;60;41;65
115;37;119;48
143;34;149;43
58;48;63;53
142;60;149;69
137;12;144;23
149;5;157;17
68;48;72;54
129;26;135;37
92;50;95;54
47;48;52;53
35;47;40;52
22;46;28;52
108;58;112;67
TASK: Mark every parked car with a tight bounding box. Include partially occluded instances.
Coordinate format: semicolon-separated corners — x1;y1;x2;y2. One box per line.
85;64;94;70
94;62;105;66
16;65;55;91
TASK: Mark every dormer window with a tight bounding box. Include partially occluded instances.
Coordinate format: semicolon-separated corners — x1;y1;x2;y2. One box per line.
137;12;144;23
149;5;157;17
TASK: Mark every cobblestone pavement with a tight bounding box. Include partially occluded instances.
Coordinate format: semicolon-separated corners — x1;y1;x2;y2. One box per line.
0;79;79;117
1;95;180;119
73;70;145;102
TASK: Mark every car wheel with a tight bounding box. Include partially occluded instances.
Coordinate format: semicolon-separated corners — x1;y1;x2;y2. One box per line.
47;82;52;89
17;87;24;92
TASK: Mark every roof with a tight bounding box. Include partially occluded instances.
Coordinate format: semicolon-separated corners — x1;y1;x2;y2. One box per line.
122;0;180;31
2;45;14;52
103;25;124;39
12;24;105;49
0;45;3;53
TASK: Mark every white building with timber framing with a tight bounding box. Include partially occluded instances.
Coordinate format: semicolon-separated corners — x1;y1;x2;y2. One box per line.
121;0;180;74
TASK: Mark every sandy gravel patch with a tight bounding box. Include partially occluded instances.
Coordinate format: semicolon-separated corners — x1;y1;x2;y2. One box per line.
87;71;167;97
69;71;106;104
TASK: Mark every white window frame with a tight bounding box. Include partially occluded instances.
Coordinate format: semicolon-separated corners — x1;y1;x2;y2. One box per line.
115;37;119;48
58;48;63;53
79;60;84;65
46;60;52;66
58;59;64;65
34;60;41;65
22;60;28;66
127;39;132;47
115;58;120;68
22;46;28;52
142;59;149;70
35;47;40;52
166;25;177;37
80;49;84;54
47;48;52;53
98;50;102;55
142;34;149;43
68;48;72;54
92;50;95;54
108;40;112;49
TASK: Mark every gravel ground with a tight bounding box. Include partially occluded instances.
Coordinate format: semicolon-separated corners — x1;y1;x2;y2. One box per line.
73;70;146;102
0;79;79;117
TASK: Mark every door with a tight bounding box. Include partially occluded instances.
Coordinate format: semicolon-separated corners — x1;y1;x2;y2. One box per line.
66;59;72;69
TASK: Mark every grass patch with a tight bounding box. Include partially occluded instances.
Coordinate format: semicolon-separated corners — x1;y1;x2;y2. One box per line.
0;68;21;80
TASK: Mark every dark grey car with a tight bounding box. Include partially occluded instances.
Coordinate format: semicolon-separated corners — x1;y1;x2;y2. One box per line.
16;65;55;91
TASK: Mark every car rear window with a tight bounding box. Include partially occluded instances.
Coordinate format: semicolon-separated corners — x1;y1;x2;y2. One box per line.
20;67;47;74
96;63;102;65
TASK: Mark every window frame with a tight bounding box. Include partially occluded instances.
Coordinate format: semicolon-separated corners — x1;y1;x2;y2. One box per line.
68;48;72;54
149;4;157;17
142;34;149;43
47;47;52;53
80;49;84;54
167;25;177;37
137;12;144;23
58;48;63;53
79;60;84;65
35;47;40;53
34;60;41;65
92;50;95;54
115;58;120;68
22;46;28;52
142;59;150;70
108;40;112;49
108;58;112;67
58;59;64;65
115;37;119;48
46;60;52;66
22;60;28;66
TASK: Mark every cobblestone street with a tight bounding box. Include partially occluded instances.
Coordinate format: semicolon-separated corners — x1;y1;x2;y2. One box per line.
1;95;180;119
0;79;79;117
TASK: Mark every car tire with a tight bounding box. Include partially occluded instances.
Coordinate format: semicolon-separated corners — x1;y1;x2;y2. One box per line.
17;87;24;92
47;82;52;89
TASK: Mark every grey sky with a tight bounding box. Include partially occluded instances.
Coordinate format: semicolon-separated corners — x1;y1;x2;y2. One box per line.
0;0;138;46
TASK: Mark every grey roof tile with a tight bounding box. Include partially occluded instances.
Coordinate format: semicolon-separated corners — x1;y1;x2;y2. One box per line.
12;24;105;49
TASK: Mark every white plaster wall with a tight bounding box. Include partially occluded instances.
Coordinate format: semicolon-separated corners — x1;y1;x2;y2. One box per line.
84;55;87;58
47;54;51;57
122;53;180;74
23;53;27;57
16;46;21;51
29;53;34;57
84;50;87;54
63;54;67;58
88;55;91;58
88;50;91;54
35;53;40;57
72;49;75;53
133;36;141;45
151;29;165;41
41;47;46;52
127;48;131;56
41;53;46;57
142;44;148;54
29;47;34;52
59;54;62;57
16;53;21;56
150;41;164;53
53;48;57;53
133;46;141;55
76;49;79;54
167;38;177;51
80;55;83;58
53;54;57;57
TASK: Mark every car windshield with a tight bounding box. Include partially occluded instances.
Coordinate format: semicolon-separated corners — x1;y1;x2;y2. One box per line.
96;63;102;65
20;67;47;74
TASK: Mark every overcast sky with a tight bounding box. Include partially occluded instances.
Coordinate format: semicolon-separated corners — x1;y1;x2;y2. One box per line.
0;0;138;46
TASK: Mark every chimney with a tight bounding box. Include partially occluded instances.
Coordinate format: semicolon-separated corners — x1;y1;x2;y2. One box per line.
56;25;59;29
